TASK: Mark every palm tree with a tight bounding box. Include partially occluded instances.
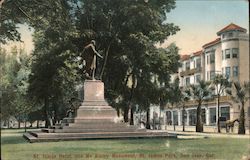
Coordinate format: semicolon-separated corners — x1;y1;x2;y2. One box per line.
179;88;190;132
189;80;213;132
167;78;182;130
227;82;250;134
166;78;190;131
212;74;231;133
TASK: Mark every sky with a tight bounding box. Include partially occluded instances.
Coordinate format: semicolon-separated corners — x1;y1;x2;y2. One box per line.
2;0;249;55
161;0;249;55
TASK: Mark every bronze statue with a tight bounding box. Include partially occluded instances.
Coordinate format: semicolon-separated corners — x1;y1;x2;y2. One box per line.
81;40;103;80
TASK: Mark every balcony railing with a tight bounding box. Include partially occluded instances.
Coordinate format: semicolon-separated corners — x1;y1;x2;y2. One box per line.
166;96;232;108
180;67;202;77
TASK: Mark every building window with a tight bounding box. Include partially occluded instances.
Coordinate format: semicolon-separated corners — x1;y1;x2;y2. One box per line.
210;71;215;80
210;53;215;64
209;108;216;125
166;111;172;125
221;106;230;120
222;67;224;75
248;107;250;117
185;77;190;85
195;74;201;83
225;49;230;59
196;58;201;68
189;109;196;126
228;32;233;37
222;34;225;39
207;55;209;64
202;109;206;124
225;67;231;78
173;111;178;125
222;50;224;60
179;111;182;125
233;66;238;77
232;48;239;58
185;61;190;70
182;110;188;125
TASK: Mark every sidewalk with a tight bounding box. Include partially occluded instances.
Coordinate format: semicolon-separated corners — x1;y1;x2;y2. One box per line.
164;125;250;139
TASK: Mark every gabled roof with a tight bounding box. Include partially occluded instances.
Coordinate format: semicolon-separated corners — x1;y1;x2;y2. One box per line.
217;23;247;35
180;54;190;61
180;50;202;61
202;38;221;49
192;50;203;57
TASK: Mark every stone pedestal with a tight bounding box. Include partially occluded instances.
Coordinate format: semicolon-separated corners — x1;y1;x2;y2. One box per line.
24;80;172;142
76;80;117;121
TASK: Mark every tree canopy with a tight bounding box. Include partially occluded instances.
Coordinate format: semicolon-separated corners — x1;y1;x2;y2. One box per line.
1;0;180;126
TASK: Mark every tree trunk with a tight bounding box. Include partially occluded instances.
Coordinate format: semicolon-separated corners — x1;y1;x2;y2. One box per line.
100;42;111;80
53;110;57;125
217;95;221;133
196;102;203;132
159;106;162;130
129;74;135;125
18;120;21;129
238;103;245;134
139;111;142;126
24;120;27;132
130;106;134;125
146;108;150;129
29;122;33;127
123;106;129;122
37;120;39;128
7;120;10;128
116;107;120;117
44;98;50;128
182;105;185;132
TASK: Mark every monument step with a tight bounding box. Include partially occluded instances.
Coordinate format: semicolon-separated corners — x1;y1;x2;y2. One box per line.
23;131;176;143
61;118;75;123
27;130;170;138
73;118;117;123
61;118;119;124
67;122;130;128
54;127;144;133
80;101;110;106
50;125;62;129
62;125;139;130
41;128;55;133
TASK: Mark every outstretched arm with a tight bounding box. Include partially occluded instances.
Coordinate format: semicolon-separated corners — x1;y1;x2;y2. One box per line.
95;51;103;59
90;45;103;58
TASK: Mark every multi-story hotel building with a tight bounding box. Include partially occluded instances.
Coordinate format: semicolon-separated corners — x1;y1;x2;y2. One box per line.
151;23;249;129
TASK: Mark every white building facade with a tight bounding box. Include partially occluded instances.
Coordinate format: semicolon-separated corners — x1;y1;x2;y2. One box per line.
151;23;249;129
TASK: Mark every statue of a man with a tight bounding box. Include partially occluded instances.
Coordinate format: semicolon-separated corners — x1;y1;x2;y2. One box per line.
81;40;103;80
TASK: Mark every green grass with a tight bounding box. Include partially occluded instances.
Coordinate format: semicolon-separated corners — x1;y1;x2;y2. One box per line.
1;129;249;160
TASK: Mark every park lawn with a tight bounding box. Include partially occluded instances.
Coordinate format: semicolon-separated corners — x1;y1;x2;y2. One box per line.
1;129;249;160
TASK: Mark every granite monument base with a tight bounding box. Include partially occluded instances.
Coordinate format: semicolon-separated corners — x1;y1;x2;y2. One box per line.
24;80;174;142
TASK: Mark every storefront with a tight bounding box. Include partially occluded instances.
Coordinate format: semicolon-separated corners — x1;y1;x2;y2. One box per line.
165;106;231;126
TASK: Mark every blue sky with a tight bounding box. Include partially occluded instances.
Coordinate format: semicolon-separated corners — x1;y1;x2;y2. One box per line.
161;0;249;54
3;0;249;55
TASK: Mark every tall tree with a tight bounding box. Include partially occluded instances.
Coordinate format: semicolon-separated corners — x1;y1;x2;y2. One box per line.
180;89;190;132
212;74;231;133
0;48;16;122
167;78;181;129
189;80;213;132
166;77;189;131
28;31;79;127
2;1;180;127
0;46;35;129
227;82;250;134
